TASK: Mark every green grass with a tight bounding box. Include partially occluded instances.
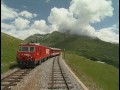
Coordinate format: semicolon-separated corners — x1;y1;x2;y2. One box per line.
1;33;24;73
64;52;119;90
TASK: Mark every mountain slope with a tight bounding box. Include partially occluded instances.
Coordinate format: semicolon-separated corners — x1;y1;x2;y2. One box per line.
1;32;24;73
25;31;119;68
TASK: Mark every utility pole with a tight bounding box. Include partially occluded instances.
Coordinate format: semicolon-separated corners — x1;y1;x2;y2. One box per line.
36;36;43;44
36;36;39;43
64;32;65;59
36;36;37;43
63;0;67;59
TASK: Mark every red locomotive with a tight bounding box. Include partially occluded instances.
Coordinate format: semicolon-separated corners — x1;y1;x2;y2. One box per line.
16;43;61;68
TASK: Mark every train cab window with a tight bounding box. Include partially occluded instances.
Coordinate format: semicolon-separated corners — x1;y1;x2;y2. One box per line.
19;46;29;51
30;47;34;52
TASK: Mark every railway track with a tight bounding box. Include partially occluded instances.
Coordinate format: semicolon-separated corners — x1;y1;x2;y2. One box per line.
48;56;74;90
1;69;32;90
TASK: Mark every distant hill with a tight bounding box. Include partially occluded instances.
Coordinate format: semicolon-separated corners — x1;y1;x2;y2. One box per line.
25;31;119;68
1;32;24;73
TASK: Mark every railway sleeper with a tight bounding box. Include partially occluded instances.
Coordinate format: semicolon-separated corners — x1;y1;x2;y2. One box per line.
52;72;66;74
48;84;73;89
9;83;17;86
48;81;71;84
54;73;66;75
49;83;73;86
52;75;67;77
50;78;70;82
49;76;68;78
9;77;23;79
14;73;29;76
2;87;11;90
7;79;20;82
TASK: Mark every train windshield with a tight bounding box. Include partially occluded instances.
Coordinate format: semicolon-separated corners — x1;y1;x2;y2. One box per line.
19;46;34;52
30;47;34;52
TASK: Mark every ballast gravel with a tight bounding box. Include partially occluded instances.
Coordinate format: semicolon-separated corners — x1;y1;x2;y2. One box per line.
1;56;85;90
39;56;84;90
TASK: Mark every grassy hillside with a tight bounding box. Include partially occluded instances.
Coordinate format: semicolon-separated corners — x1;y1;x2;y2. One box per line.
1;32;24;73
44;32;119;90
64;53;119;90
25;31;119;68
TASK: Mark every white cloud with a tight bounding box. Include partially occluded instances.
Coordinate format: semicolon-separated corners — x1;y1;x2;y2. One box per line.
96;25;119;43
1;0;119;43
33;14;37;17
111;23;119;33
47;0;118;43
1;27;46;40
17;28;49;39
1;2;40;40
1;28;21;40
69;0;113;23
48;24;58;32
19;11;37;19
1;22;15;30
13;17;30;29
32;20;46;29
48;7;76;32
1;3;18;21
31;20;50;33
48;7;96;36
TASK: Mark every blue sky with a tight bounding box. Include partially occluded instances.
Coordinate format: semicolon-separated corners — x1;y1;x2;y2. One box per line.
1;0;119;43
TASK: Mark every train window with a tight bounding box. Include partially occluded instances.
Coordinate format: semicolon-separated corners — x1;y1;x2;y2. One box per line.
30;47;34;52
19;46;29;51
46;49;49;54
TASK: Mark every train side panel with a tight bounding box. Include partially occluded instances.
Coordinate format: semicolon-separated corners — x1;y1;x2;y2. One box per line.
50;48;61;57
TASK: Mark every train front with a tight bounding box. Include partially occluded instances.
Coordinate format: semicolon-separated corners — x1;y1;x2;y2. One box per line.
16;44;35;67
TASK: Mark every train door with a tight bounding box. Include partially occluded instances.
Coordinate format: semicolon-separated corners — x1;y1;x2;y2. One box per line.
39;47;41;59
46;49;49;54
36;46;40;60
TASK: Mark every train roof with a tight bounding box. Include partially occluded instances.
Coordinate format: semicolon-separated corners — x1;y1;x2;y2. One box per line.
19;43;40;45
19;43;61;50
19;43;48;48
50;47;61;50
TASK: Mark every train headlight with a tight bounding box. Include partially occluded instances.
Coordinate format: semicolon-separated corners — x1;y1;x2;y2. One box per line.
30;56;34;60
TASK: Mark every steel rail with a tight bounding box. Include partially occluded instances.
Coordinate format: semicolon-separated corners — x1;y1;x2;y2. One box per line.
1;69;31;90
57;56;70;90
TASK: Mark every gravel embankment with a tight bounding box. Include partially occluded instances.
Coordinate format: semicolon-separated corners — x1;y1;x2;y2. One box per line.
1;56;86;90
1;68;20;79
39;56;84;90
11;66;40;90
59;56;84;90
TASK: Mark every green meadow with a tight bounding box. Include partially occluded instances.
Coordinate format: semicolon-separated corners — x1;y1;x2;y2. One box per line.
64;53;119;90
1;33;24;73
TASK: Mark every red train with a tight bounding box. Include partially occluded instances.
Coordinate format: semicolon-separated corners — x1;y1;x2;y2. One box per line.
16;43;61;68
